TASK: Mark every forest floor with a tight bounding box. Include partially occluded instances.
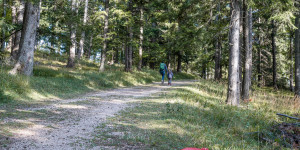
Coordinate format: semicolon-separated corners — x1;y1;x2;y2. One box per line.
0;80;195;150
1;78;299;149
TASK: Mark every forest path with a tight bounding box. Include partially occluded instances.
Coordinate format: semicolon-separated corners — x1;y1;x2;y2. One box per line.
5;80;195;150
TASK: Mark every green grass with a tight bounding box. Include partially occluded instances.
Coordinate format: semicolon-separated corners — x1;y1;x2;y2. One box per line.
0;51;196;148
92;79;299;150
0;50;196;106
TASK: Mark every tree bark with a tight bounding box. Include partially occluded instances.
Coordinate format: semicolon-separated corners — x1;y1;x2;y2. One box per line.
99;0;109;71
128;26;133;71
11;0;25;60
1;0;6;52
215;39;222;80
290;33;294;92
66;0;78;68
226;0;241;106
257;17;262;87
86;34;92;59
138;5;144;71
9;2;40;76
242;7;252;100
271;20;277;89
125;41;129;71
214;1;221;80
9;4;17;53
295;15;300;95
34;0;42;51
78;0;88;59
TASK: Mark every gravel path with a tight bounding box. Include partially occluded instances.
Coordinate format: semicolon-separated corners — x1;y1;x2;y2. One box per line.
4;81;195;150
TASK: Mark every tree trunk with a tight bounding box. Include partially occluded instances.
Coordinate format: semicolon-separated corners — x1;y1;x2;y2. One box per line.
11;0;25;60
66;0;78;68
295;15;300;95
34;0;42;51
78;0;88;59
9;2;40;76
99;0;109;71
214;1;221;80
239;0;245;91
226;0;241;106
87;34;92;59
138;5;144;71
257;17;262;87
125;41;129;71
9;3;17;53
121;43;125;64
271;20;277;89
1;0;6;52
128;26;133;71
290;33;294;92
242;7;253;100
215;39;222;80
177;52;182;72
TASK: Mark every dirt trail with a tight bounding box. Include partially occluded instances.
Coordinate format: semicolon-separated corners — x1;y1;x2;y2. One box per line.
3;81;195;150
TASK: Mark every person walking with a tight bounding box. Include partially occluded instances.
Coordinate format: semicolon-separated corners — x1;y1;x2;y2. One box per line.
167;69;174;86
159;62;168;84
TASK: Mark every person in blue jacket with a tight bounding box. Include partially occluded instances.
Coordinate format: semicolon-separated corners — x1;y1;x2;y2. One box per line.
159;62;168;84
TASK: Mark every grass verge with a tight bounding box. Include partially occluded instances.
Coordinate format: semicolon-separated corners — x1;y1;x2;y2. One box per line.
92;79;299;150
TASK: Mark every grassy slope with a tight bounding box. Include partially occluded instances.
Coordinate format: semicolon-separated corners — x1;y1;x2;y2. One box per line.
92;79;299;150
0;51;195;106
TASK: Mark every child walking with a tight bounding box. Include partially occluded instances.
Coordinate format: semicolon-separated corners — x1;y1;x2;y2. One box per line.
167;69;173;86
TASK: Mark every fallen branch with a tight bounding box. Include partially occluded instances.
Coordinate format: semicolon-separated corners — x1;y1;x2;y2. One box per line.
276;113;300;121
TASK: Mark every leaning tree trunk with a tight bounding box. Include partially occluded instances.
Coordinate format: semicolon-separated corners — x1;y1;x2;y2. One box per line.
66;0;77;68
226;0;241;106
271;20;278;89
295;15;300;95
1;0;6;52
9;2;40;76
78;0;88;59
242;7;253;100
11;0;25;60
99;0;109;71
138;5;144;71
